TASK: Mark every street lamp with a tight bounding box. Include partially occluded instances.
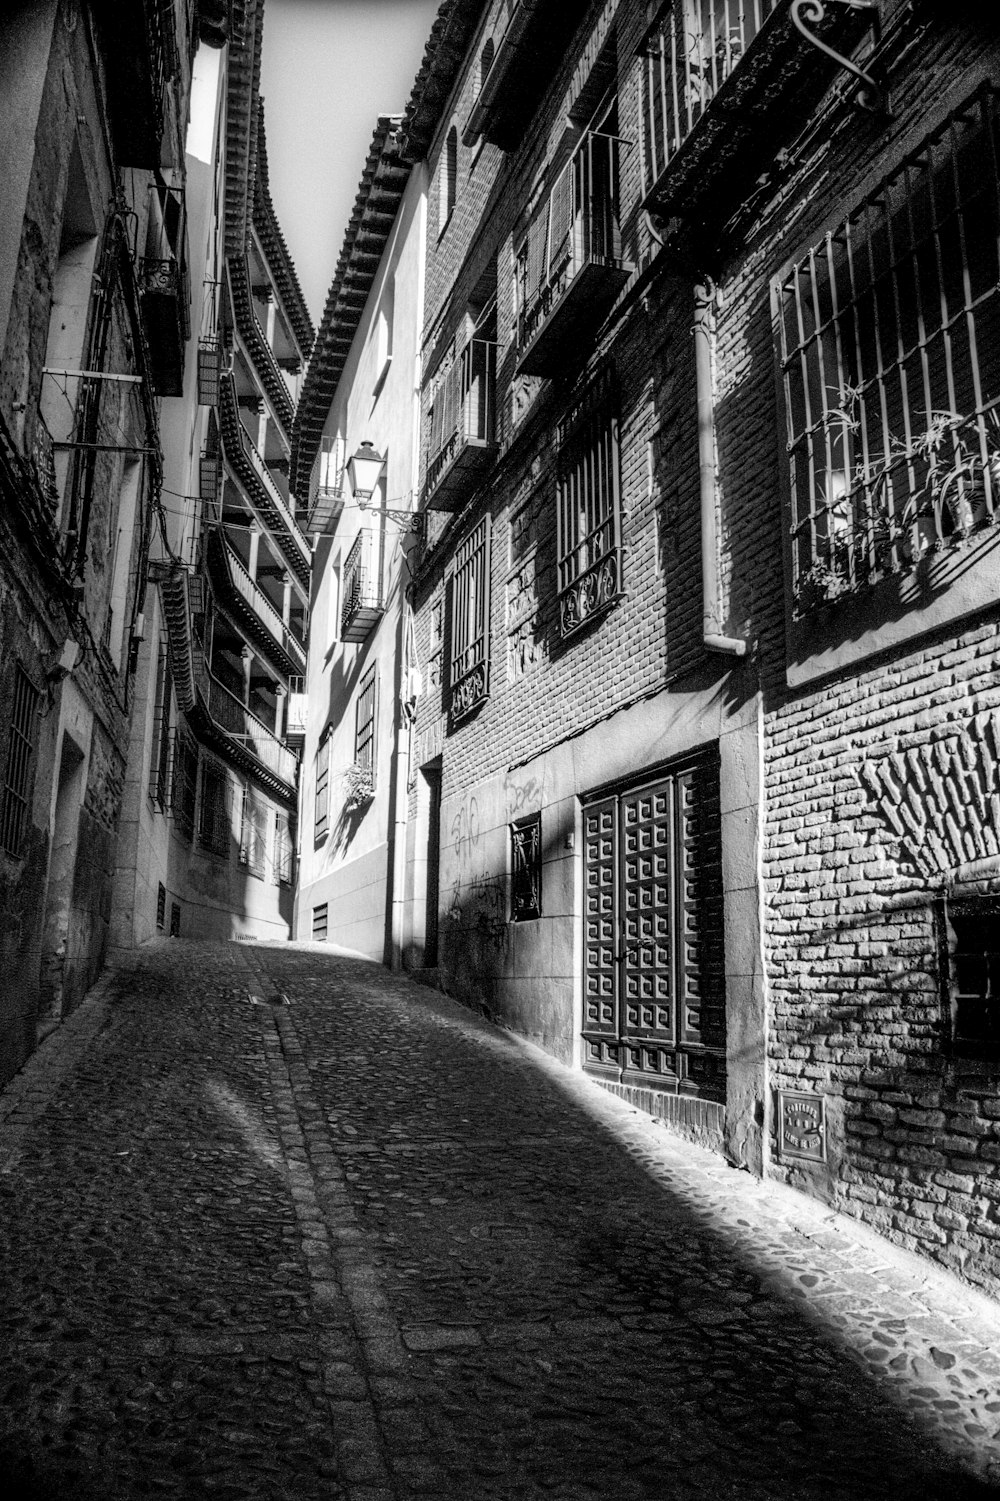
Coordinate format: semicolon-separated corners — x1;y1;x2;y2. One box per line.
346;440;385;505
346;439;423;534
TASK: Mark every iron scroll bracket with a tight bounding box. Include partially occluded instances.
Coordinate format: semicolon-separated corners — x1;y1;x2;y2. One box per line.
790;0;889;117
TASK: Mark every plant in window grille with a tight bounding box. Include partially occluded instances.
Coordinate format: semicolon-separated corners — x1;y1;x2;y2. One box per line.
348;667;377;808
448;515;490;721
776;86;1000;613
1;667;41;857
556;371;622;638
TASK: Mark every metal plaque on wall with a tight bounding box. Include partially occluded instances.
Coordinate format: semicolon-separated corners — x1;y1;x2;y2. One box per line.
777;1091;826;1163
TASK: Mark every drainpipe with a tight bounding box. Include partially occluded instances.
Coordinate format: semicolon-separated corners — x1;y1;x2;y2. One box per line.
694;280;746;658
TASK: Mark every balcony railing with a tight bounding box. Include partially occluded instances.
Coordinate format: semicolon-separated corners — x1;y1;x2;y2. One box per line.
340;529;384;644
218;373;310;586
138;184;190;396
640;0;879;219
96;0;177;165
462;0;581;151
424;340;497;511
209;530;306;673
515;132;632;376
195;651;298;788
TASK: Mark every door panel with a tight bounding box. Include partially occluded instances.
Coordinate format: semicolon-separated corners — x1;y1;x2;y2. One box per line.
582;756;725;1101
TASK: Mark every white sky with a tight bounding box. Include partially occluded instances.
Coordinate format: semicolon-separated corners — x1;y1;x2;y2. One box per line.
260;0;440;324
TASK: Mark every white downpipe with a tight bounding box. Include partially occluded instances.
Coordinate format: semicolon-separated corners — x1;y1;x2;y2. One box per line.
694;280;746;658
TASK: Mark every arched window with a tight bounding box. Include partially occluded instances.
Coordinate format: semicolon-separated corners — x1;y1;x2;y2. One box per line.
439;126;457;233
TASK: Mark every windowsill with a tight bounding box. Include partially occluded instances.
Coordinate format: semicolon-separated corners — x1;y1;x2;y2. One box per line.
786;525;1000;689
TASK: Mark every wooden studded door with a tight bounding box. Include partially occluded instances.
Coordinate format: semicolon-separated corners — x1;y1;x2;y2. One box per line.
582;753;726;1101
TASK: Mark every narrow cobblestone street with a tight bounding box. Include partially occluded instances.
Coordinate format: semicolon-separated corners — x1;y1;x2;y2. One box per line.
1;940;999;1500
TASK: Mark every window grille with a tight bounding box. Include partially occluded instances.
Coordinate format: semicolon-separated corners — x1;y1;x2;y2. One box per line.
938;894;1000;1059
340;528;384;642
149;639;173;808
315;732;330;840
312;902;328;941
640;1;779;195
448;515;491;721
1;667;41;857
354;665;378;778
514;128;625;362
440;126;458;231
156;882;166;930
556;370;622;638
511;813;542;921
318;434;345;497
239;786;267;877
776;86;1000;610
170;728;198;839
198;761;230;856
169;902;181;937
197;337;221;406
274;812;293;885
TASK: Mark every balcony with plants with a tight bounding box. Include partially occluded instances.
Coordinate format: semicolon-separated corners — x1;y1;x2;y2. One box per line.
340;528;384;644
515;130;632;377
423;340;497;512
639;0;880;224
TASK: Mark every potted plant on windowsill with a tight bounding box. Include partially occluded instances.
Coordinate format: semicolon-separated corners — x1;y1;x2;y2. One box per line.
344;762;375;811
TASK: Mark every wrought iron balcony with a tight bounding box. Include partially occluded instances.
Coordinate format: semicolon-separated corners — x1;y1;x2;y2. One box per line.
218;373;310;587
340;529;383;644
515;132;632;377
95;0;177;165
137;184;190;396
206;529;306;675
424;340;497;512
462;1;582;150
138;256;190;395
640;0;880;222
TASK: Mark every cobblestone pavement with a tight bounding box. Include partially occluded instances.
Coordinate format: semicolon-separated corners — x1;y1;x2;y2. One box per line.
1;941;1000;1500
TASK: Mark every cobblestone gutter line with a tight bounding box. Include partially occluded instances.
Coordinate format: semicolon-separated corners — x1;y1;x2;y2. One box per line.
231;943;417;1501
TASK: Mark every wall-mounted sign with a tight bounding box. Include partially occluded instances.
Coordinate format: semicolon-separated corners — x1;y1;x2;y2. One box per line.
777;1090;826;1163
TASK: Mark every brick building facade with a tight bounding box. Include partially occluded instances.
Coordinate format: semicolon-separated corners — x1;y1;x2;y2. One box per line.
384;0;1000;1293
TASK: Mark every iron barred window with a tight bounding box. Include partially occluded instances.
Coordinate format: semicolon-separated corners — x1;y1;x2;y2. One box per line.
938;894;1000;1059
198;761;230;857
274;813;293;885
315;732;330;840
776;86;1000;612
354;665;377;777
149;640;173;808
448;515;491;722
1;667;41;857
556;370;622;638
170;728;198;840
239;787;267;878
511;813;542;921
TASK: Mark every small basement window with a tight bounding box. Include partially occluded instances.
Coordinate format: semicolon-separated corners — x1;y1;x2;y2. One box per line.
938;894;1000;1058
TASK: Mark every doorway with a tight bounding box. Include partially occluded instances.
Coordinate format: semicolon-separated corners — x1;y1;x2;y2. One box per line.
38;732;86;1039
581;751;726;1101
